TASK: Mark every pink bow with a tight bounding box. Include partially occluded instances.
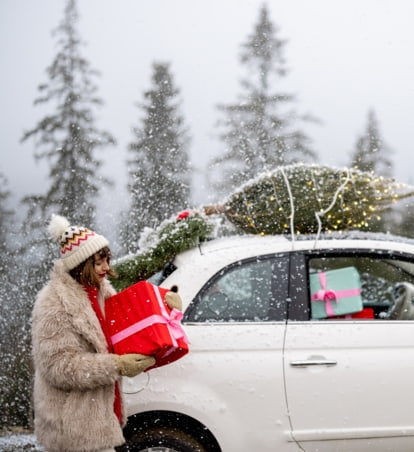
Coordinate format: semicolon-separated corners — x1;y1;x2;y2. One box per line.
311;272;360;317
167;308;189;343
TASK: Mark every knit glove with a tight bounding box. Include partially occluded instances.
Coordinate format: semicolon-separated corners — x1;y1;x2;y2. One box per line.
114;354;156;377
165;286;182;311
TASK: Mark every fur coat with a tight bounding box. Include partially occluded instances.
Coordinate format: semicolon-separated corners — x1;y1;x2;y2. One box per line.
31;260;125;452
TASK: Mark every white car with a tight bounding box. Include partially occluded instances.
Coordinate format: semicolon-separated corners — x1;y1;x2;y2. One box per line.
118;232;414;452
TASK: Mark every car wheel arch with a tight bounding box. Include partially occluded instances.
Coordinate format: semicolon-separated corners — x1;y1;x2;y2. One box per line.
122;409;222;452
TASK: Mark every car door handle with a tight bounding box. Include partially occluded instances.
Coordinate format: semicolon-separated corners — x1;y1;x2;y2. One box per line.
290;359;337;367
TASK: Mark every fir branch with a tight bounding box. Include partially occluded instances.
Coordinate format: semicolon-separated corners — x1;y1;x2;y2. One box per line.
111;213;213;290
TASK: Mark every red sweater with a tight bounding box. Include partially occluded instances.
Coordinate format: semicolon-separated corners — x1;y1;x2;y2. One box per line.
84;286;122;424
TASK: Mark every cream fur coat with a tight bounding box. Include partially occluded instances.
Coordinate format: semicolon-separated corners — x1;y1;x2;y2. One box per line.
31;260;125;452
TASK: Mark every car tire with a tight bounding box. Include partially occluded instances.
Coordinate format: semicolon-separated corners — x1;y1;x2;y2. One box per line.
122;426;207;452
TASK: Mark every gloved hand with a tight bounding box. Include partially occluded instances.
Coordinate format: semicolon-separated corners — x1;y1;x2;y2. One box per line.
165;286;182;311
114;354;156;377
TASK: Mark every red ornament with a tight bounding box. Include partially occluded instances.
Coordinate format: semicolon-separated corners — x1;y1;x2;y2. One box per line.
176;210;190;220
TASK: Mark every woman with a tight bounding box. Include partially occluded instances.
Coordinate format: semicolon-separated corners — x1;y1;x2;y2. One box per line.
31;215;181;452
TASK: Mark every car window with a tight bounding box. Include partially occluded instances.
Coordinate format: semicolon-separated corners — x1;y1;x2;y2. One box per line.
185;255;289;322
308;255;414;320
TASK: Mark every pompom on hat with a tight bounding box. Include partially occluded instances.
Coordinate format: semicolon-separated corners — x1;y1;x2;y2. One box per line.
48;214;109;271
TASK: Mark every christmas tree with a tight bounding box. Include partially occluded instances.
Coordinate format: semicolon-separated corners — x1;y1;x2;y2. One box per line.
206;164;414;235
113;164;414;289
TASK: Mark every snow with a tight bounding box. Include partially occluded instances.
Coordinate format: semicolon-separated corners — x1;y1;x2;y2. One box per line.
0;433;42;451
294;230;414;245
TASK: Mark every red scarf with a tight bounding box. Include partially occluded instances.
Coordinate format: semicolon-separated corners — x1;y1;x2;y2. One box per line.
84;286;122;424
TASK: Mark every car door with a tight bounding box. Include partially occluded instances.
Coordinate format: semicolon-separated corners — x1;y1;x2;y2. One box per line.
184;254;294;451
284;251;414;451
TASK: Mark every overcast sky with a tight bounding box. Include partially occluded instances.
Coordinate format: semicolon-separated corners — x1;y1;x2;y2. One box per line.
2;0;414;218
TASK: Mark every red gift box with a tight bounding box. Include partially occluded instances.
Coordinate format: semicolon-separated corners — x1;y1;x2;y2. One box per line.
105;281;189;369
330;307;375;320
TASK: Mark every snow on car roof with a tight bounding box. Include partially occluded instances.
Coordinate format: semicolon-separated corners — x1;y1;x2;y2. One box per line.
174;231;414;268
294;230;414;245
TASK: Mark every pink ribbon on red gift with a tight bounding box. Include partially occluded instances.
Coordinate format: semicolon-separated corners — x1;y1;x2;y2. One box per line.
110;309;187;345
110;285;189;346
311;272;361;317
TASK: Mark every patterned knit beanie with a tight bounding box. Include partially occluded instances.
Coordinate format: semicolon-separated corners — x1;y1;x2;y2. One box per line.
48;214;109;271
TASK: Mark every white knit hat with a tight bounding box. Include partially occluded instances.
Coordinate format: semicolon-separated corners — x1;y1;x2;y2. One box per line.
48;214;109;271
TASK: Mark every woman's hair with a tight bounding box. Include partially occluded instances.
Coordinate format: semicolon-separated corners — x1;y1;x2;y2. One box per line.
69;246;118;288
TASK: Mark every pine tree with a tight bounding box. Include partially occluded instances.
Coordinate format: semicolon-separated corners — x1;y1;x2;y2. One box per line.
348;110;395;232
121;62;191;253
0;173;15;307
21;0;115;247
0;173;32;428
393;198;414;238
210;4;317;197
0;172;14;273
349;109;393;177
204;164;414;235
10;1;116;427
113;164;414;289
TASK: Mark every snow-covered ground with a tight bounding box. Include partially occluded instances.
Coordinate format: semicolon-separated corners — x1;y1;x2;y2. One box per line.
0;433;42;451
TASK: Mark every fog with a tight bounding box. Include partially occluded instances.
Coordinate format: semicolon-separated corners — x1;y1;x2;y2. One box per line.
2;0;414;226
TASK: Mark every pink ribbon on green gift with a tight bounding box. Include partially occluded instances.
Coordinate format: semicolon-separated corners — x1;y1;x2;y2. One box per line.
311;272;361;317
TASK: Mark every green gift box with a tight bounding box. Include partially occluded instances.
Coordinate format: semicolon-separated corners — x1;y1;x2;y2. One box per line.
310;266;363;319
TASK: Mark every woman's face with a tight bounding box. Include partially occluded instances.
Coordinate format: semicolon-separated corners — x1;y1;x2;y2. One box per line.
93;253;110;282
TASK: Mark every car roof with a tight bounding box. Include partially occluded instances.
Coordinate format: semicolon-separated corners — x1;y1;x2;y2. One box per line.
174;231;414;267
